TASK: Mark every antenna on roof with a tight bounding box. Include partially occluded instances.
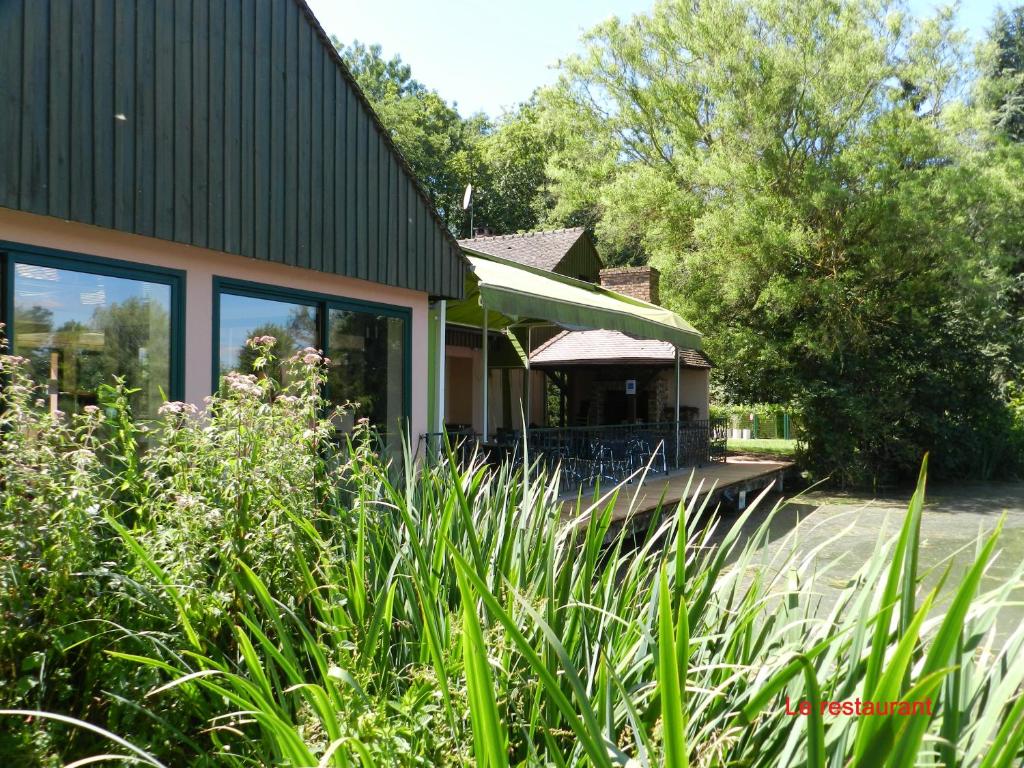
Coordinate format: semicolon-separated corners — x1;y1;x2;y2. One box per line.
462;183;474;237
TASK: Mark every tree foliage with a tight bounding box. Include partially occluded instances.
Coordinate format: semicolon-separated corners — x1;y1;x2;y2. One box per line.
980;5;1024;142
470;99;552;235
543;0;1024;484
978;5;1024;341
334;40;551;236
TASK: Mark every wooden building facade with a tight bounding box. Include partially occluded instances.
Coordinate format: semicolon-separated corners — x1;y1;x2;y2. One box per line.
0;0;465;443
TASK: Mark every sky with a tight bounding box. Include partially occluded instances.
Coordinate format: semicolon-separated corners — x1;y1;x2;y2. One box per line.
306;0;1009;119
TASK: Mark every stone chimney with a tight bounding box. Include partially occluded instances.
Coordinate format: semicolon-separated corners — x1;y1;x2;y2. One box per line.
599;266;660;305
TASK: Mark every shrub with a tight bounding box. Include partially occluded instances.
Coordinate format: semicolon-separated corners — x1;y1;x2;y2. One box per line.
2;337;1024;766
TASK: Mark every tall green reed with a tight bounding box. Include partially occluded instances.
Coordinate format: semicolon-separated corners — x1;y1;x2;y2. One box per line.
2;336;1024;766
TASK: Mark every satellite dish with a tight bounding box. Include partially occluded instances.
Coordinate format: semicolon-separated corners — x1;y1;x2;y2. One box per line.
462;183;473;210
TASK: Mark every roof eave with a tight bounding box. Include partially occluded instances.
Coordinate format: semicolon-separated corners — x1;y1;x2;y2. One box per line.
531;358;710;369
295;0;469;286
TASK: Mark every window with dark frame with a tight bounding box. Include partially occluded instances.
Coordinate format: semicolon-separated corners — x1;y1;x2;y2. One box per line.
218;292;318;388
3;247;184;420
213;278;410;449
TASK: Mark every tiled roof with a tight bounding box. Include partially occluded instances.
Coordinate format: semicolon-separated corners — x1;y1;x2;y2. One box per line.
458;227;587;272
530;330;712;368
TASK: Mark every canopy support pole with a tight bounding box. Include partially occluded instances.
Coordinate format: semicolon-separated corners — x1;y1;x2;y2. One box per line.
674;347;681;469
524;326;532;432
482;308;489;442
435;300;446;438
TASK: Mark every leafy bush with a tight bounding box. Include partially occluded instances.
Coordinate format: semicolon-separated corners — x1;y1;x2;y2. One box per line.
2;337;1024;766
796;355;1024;489
1006;382;1024;467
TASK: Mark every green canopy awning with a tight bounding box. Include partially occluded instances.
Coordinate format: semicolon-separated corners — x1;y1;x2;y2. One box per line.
446;251;702;350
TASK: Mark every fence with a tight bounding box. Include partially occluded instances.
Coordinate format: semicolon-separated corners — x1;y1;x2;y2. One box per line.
719;408;800;440
419;418;728;493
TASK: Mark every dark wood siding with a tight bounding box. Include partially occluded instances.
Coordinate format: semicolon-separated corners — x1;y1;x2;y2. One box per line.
555;235;603;283
0;0;465;298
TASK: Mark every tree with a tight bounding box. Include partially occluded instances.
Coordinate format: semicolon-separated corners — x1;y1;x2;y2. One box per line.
545;0;1024;484
334;39;557;237
980;5;1024;141
12;304;54;385
232;306;317;386
977;5;1024;360
469;97;569;235
334;39;484;234
89;298;171;416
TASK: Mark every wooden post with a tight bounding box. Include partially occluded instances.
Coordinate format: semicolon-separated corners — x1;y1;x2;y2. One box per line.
524;326;531;431
49;351;60;415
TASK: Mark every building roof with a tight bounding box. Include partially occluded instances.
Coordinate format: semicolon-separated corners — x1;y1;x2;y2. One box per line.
0;0;466;298
458;228;590;273
453;254;703;349
529;329;712;368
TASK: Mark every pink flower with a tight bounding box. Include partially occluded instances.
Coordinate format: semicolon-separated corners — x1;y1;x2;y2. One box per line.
289;346;324;365
158;401;198;417
246;335;277;349
224;371;263;397
0;354;29;369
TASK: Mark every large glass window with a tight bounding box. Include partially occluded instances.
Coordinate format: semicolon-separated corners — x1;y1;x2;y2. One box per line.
327;309;406;441
218;292;317;386
215;280;409;445
11;258;177;419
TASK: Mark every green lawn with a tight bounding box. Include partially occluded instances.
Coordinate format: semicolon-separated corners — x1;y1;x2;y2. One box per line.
726;437;799;458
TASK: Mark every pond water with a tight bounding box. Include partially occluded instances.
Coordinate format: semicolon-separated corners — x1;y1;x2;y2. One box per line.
714;481;1024;635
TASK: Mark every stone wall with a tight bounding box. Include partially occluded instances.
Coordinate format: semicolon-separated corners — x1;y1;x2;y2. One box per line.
598;266;660;304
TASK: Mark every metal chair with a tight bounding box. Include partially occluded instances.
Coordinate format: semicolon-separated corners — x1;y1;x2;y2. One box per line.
627;436;667;476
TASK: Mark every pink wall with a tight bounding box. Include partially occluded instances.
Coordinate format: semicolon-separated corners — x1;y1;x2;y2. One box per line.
443;342;545;436
0;208;430;439
445;344;483;432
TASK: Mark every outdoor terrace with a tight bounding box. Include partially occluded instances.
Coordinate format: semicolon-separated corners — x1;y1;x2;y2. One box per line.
419;417;729;492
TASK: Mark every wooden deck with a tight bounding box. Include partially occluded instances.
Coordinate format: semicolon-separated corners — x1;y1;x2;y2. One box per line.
561;458;794;525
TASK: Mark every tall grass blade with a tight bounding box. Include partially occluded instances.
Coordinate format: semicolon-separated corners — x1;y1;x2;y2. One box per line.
885;517;1005;768
448;545;616;768
658;567;688;768
0;710;169;767
457;566;508;768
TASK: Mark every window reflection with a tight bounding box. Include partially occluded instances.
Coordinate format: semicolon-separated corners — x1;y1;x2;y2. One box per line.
327;309;405;447
12;262;173;418
215;285;408;450
218;293;317;386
